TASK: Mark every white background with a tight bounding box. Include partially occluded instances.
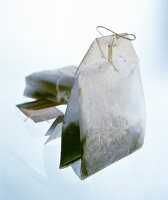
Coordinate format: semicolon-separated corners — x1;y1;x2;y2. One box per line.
0;0;168;199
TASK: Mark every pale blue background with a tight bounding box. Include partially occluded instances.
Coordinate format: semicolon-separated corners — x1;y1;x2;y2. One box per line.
0;0;168;199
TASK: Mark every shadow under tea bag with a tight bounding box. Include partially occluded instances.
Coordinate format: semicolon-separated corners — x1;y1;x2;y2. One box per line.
60;34;146;180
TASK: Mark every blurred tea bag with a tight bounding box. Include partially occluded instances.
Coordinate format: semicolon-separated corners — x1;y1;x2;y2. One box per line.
17;66;76;123
60;33;146;180
24;66;77;103
17;99;64;123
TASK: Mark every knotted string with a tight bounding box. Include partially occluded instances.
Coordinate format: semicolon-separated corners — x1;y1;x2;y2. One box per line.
96;26;136;72
96;26;136;41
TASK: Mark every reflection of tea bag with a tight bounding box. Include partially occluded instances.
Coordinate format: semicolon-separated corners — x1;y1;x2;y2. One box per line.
60;34;146;180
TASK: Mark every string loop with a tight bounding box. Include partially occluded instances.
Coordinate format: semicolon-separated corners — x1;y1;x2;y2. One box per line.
96;26;136;41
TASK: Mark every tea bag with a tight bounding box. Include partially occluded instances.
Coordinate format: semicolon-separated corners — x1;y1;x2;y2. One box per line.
60;34;146;179
45;115;64;144
24;66;77;103
17;28;146;180
17;99;64;123
17;66;77;123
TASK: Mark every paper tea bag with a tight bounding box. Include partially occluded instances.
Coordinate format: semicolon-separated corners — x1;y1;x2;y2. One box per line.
17;99;64;123
45;115;64;144
24;66;77;103
17;66;76;123
60;34;146;180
